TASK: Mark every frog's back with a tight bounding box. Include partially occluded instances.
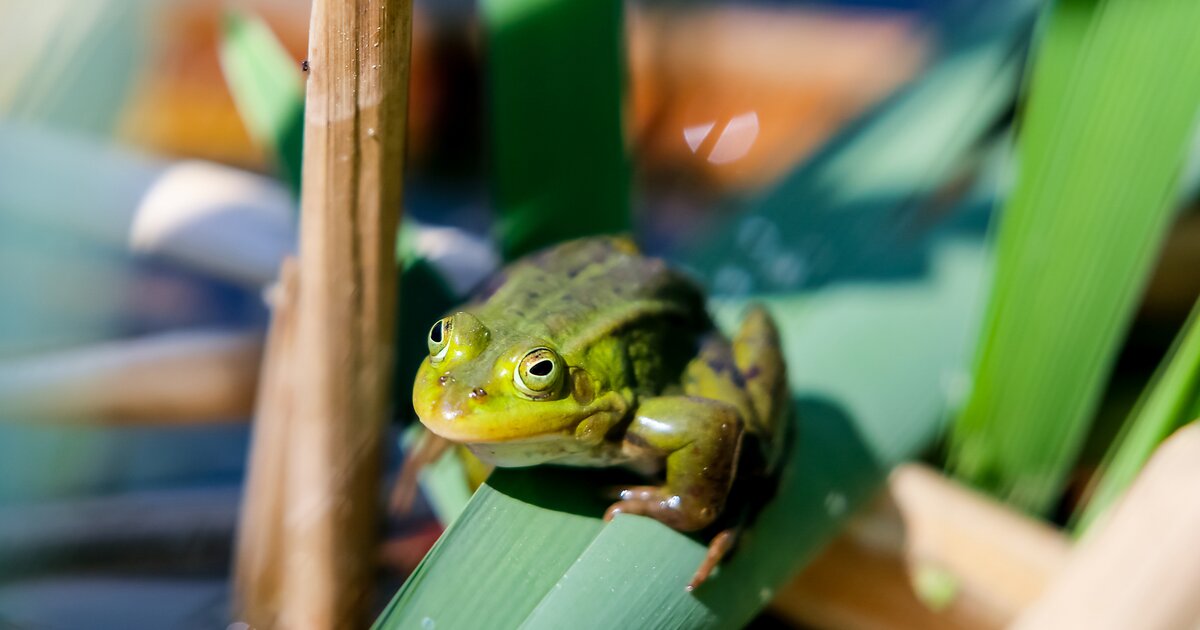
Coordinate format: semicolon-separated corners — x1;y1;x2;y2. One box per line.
470;237;710;356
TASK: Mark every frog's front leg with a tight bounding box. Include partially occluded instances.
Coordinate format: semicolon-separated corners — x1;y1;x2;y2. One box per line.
604;396;743;531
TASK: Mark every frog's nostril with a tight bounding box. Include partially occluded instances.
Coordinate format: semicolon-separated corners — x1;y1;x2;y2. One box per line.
438;374;454;386
469;387;488;399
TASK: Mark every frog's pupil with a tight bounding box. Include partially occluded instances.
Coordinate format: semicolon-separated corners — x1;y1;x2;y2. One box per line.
529;359;553;377
430;321;443;344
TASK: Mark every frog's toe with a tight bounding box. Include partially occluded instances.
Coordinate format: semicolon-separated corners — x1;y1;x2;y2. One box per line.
604;487;718;532
688;528;738;591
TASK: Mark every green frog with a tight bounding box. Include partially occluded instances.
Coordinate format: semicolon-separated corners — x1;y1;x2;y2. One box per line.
410;236;788;588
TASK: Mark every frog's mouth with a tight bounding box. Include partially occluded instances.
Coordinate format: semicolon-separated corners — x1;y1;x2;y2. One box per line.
414;385;590;444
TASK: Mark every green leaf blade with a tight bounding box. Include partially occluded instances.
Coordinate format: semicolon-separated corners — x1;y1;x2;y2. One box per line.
949;0;1200;514
375;470;608;630
218;10;305;195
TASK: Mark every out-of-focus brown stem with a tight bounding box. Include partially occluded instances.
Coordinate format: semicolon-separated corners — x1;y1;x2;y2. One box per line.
232;0;412;626
234;258;301;629
0;330;262;424
772;463;1070;630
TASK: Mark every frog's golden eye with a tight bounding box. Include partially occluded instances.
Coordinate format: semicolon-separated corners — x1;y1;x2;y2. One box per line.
428;318;451;363
514;347;563;398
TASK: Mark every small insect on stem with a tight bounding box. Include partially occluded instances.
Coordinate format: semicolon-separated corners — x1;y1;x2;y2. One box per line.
301;59;310;73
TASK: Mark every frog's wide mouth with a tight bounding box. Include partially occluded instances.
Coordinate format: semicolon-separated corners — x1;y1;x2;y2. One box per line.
413;388;588;444
418;414;577;444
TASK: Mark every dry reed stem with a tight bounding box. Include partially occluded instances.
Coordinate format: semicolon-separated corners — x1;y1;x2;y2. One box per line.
0;330;262;424
233;0;412;626
773;463;1070;630
234;258;301;629
1013;423;1200;630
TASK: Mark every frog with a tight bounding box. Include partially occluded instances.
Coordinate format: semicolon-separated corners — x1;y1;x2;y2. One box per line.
410;235;789;589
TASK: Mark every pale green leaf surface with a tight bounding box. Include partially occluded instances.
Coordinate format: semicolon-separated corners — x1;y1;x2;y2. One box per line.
949;0;1200;513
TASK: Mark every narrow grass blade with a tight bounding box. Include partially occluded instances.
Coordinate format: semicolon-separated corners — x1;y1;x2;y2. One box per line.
1073;299;1200;533
948;0;1200;514
482;0;631;260
218;10;305;195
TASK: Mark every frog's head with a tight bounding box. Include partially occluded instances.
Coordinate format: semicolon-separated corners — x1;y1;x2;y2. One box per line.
412;311;606;449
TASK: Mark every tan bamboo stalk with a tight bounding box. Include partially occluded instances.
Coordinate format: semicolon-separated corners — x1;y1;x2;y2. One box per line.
0;330;262;424
772;463;1070;630
1013;423;1200;630
232;0;412;626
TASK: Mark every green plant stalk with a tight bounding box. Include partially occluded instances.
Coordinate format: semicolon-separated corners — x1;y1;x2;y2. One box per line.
482;0;631;260
1073;299;1200;533
218;10;305;196
949;0;1200;514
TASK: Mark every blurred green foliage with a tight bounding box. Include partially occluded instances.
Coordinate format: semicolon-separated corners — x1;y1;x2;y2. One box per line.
949;0;1200;515
219;10;305;195
482;0;631;260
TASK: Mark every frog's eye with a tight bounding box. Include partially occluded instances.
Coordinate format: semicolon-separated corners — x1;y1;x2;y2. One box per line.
514;347;563;398
428;318;451;363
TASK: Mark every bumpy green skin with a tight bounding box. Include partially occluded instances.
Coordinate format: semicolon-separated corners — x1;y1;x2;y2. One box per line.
412;236;787;533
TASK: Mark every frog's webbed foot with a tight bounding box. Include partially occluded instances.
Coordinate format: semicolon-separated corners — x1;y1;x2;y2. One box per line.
603;485;717;531
611;396;743;533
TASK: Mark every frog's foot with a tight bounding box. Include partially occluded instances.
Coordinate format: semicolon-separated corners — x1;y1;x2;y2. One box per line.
389;430;454;514
614;396;744;533
603;485;718;532
688;528;738;591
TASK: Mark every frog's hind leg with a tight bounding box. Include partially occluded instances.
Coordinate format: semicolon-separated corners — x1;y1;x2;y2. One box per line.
731;305;788;468
606;396;743;532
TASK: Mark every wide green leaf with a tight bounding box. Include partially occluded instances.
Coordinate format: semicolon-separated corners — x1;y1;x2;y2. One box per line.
948;0;1200;514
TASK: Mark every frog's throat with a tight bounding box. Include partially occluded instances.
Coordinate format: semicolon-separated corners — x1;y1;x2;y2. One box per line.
465;435;626;468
